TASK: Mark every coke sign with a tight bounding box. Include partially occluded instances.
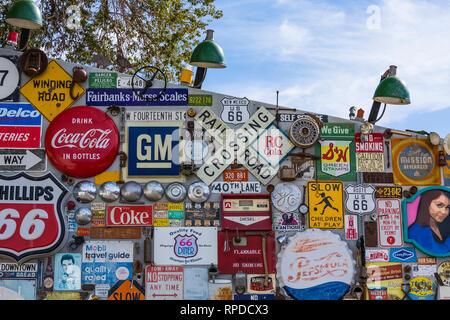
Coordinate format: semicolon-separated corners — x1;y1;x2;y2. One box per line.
45;106;119;178
0;172;68;262
107;205;153;227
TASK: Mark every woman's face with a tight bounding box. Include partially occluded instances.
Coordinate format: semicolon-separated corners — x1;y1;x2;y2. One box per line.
429;194;450;223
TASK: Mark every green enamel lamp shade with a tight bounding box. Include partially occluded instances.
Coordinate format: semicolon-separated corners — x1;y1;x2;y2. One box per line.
6;0;43;29
190;40;226;69
373;76;410;105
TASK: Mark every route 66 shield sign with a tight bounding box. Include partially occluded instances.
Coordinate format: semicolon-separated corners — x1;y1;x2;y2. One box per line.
344;184;376;215
0;172;68;262
220;97;250;125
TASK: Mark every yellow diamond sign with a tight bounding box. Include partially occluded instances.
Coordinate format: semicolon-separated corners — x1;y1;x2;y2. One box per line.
20;60;85;122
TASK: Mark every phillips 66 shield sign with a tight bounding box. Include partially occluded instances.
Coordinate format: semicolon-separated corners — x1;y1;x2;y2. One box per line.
0;172;68;262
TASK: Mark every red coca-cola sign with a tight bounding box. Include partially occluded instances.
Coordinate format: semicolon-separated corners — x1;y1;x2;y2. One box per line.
107;205;153;227
45;106;119;178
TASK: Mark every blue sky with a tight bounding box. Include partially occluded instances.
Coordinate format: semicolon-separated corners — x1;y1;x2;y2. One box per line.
200;0;450;137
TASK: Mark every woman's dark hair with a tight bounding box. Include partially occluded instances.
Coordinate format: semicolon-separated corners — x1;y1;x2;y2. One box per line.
414;189;449;227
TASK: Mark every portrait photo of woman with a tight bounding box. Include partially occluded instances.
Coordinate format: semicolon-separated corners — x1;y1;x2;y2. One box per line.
404;187;450;256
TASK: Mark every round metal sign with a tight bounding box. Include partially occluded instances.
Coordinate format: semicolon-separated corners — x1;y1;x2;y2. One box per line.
271;183;302;213
45;106;119;178
0;57;20;100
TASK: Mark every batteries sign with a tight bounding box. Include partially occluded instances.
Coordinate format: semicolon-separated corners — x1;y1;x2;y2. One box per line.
307;181;344;229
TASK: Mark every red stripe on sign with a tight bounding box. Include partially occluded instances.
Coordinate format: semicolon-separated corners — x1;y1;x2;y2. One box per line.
0;126;41;148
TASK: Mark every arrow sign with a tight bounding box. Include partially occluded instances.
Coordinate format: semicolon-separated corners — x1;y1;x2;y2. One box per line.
0;149;46;171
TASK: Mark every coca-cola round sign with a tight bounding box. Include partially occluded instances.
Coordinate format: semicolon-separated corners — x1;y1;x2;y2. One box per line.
45;106;119;178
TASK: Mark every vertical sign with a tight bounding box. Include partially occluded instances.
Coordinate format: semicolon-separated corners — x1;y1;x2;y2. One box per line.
345;215;358;240
355;133;384;172
377;199;402;247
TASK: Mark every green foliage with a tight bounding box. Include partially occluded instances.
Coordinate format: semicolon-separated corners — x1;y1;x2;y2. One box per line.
0;0;222;82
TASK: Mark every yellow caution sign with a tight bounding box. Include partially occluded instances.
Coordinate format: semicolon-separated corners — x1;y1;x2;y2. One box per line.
20;60;85;122
307;181;344;229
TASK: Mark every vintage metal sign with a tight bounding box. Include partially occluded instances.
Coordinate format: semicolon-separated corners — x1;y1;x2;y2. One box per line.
90;202;106;227
273;211;303;232
247;274;276;294
183;266;208;300
221;194;272;230
0;172;68;262
106;205;153;227
82;241;133;285
271;183;302;213
0;149;45;171
153;227;217;265
188;94;212;106
0;262;38;278
211;181;261;194
307;181;344;229
54;253;82;291
0;103;42;149
220;96;250;125
391;138;441;185
276;230;354;300
108;280;145;300
223;169;248;182
365;249;389;262
366;262;403;300
145;265;184;300
316;123;356;181
344;184;376;215
125;110;186;122
355;133;385;172
363;172;394;184
45;106;120;178
218;230;276;274
389;248;417;263
444;153;450;187
88;72;117;89
86;88;188;106
375;186;402;199
89;227;141;239
377;199;402;247
20;60;85;122
276;113;328;123
344;215;358;240
0;56;20;101
184;202;220;227
408;277;436;300
437;261;450;286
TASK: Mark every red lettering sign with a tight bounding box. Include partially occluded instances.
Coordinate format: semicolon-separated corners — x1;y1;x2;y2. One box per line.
44;106;119;178
107;205;153;227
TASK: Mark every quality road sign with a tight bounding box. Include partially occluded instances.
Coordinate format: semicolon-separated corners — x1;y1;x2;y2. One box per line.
307;181;344;229
0;149;46;171
145;265;184;300
20;60;85;122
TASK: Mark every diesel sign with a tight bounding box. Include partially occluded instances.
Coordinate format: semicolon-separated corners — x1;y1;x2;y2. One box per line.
106;205;153;227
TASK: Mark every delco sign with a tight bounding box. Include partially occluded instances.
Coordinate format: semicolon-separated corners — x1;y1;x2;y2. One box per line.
107;205;152;227
0;172;68;262
0;103;41;126
45;106;119;178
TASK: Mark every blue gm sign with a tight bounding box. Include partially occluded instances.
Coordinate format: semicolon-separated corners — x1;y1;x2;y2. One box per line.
128;126;179;176
389;247;417;263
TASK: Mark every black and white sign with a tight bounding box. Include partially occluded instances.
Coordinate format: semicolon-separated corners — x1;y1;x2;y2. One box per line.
344;184;376;216
0;149;46;171
220;97;250;125
211;181;261;194
0;56;20;101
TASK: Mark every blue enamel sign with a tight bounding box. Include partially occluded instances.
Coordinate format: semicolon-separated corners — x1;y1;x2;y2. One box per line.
86;88;188;106
389;248;417;263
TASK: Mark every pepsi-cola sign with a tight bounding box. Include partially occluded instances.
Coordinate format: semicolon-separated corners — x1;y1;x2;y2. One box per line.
0;172;68;262
45;106;119;178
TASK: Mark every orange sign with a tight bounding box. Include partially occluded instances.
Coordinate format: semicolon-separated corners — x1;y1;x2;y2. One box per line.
108;280;145;300
223;169;248;182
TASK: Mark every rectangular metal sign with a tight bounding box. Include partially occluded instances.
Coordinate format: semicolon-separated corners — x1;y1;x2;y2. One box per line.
221;194;272;230
307;181;344;229
145;265;184;300
355;133;385;172
377;199;403;247
0;149;46;171
86;88;188;106
106;205;153;227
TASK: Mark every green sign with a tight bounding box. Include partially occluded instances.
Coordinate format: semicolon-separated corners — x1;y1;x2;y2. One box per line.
188;94;213;106
89;72;117;89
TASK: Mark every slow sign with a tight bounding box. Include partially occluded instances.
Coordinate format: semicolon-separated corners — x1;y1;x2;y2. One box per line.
45;106;119;178
106;205;152;227
108;280;145;300
307;181;344;229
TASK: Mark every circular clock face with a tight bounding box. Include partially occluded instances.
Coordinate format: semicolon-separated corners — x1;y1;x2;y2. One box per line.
299;204;309;214
289;115;320;148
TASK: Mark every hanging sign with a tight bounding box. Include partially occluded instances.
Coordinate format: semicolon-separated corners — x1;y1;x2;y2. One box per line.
0;149;45;171
408;277;436;300
402;186;450;257
307;181;344;229
153;227;218;265
344;215;358;240
0;56;20;101
0;103;42;149
0;172;68;262
145;265;184;300
355;133;384;172
377;199;402;247
106;205;153;227
316;123;356;181
375;186;402;199
45;106;119;178
108;280;145;300
86;88;188;106
276;230;355;300
220;96;250;125
391;138;441;185
221;194;272;230
344;184;376;215
20;60;85;122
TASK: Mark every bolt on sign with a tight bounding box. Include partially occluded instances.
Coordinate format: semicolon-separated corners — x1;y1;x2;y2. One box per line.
145;265;184;300
355;133;385;172
344;184;376;216
220;96;250;125
366;262;403;300
315;123;356;181
377;199;402;247
188;94;213;107
365;249;389;262
20;60;85;122
0;149;46;172
444;153;450;187
153;227;218;265
194;106;276;185
0;172;68;262
86;88;188;106
408;277;436;300
0;56;20;101
391;138;441;185
375;186;402;199
184;202;220;227
307;181;344;229
344;215;358;240
88;72;117;89
106;205;152;227
0;103;42;149
108;280;145;300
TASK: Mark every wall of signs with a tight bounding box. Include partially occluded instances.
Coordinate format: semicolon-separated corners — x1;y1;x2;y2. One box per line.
1;46;450;302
